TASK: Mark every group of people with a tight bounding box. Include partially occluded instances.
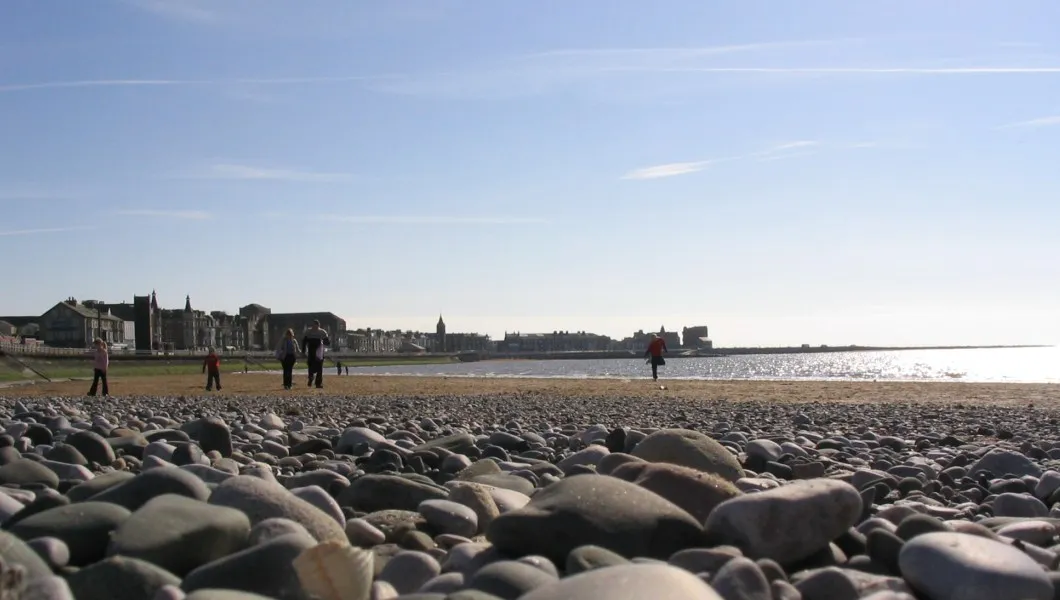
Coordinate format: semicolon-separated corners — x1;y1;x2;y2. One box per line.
86;319;335;396
86;321;664;396
274;319;332;389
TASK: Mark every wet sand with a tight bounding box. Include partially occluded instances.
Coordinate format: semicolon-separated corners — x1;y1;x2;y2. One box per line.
2;373;1058;407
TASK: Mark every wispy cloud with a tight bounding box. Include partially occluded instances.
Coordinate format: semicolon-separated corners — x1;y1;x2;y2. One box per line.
523;39;861;61
190;163;354;183
0;226;93;237
5;37;1060;99
605;66;1060;75
0;191;79;201
114;209;212;220
998;115;1060;129
622;141;820;180
320;215;547;225
0;76;382;94
621;161;717;180
121;0;217;22
996;42;1044;49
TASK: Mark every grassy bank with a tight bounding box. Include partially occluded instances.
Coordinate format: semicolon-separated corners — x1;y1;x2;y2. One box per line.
0;355;455;383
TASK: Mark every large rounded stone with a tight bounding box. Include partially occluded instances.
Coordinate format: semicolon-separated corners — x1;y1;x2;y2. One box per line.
181;533;316;600
0;458;59;488
630;429;743;482
65;470;136;502
710;557;772;600
290;485;345;527
66;430;116;465
968;450;1042;479
335;427;387;453
447;482;500;534
377;550;441;594
899;531;1053;600
46;444;88;466
208;475;346;542
109;493;251;576
185;591;277;600
704;479;863;565
611;461;742;523
185;590;276;600
181;416;234;457
418;499;478;538
467;560;558;598
89;466;210;511
0;530;53;580
520;563;723;600
66;555;180;600
8;501;131;566
488;474;703;564
337;474;449;513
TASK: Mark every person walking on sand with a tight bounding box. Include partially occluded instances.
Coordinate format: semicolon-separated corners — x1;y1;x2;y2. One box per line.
303;320;331;388
203;347;222;391
275;328;300;390
645;333;667;381
87;338;110;397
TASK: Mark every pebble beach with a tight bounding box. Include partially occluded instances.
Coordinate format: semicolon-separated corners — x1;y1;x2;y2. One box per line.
0;376;1059;599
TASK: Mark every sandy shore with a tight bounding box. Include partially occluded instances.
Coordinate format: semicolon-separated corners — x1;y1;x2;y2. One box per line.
2;373;1058;407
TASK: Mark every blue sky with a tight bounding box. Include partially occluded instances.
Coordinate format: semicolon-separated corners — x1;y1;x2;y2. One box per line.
2;0;1058;346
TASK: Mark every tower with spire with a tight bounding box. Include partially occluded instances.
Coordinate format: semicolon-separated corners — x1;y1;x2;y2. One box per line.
436;314;446;353
151;290;161;350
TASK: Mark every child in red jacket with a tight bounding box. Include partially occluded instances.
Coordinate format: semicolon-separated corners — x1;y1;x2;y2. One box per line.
203;347;222;391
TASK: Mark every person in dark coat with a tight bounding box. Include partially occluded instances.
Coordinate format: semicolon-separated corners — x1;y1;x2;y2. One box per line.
302;320;331;389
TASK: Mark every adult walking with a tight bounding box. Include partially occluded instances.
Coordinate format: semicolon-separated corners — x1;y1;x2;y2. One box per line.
645;333;667;381
87;338;110;397
275;328;300;390
302;319;331;389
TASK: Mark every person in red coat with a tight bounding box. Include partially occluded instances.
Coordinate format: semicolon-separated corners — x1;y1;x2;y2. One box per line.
645;333;667;381
203;347;222;391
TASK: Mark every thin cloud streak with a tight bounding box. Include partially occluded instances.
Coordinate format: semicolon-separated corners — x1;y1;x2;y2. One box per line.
121;0;216;22
0;76;383;94
199;164;353;183
622;161;716;180
608;66;1060;74
0;40;848;95
525;39;861;60
323;216;548;225
114;209;212;220
622;141;820;180
998;115;1060;129
0;226;93;237
4;65;1059;96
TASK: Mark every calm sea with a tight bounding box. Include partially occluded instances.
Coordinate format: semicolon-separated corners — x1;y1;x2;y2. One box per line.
325;347;1059;384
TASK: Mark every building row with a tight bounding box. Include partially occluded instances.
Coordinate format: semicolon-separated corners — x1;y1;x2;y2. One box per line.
344;316;492;354
0;298;712;354
0;292;347;353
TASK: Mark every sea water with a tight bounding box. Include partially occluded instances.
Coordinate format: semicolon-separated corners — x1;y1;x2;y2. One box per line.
262;347;1059;384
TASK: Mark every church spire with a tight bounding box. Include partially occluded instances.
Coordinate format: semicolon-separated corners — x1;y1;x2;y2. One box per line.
150;290;158;310
184;295;192;312
437;314;445;327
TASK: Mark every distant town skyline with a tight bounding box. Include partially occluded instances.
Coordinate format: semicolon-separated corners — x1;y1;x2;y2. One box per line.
0;288;1052;348
2;2;1058;347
